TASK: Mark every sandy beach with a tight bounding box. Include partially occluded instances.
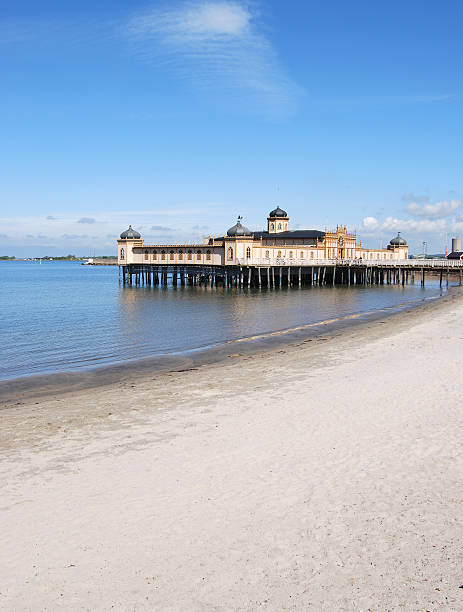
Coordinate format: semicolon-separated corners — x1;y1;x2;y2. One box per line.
1;291;463;611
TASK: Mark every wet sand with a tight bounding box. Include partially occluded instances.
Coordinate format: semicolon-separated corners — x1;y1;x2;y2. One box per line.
1;289;463;610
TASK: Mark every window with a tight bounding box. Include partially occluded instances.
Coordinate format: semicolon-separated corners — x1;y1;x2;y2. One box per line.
197;250;201;261
289;251;293;259
120;248;125;260
265;250;270;259
170;250;175;261
188;250;192;261
278;223;282;230
310;252;314;259
271;223;274;230
153;250;157;260
178;251;183;260
277;250;282;258
144;250;149;261
161;250;166;261
285;223;288;230
246;246;251;259
300;251;304;259
206;250;211;261
227;247;233;261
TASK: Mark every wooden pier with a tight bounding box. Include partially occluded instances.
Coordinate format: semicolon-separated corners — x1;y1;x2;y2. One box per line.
120;259;463;289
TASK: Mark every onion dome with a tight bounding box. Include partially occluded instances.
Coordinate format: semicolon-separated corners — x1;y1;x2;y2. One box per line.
389;232;407;246
120;225;141;239
268;206;288;218
227;216;252;237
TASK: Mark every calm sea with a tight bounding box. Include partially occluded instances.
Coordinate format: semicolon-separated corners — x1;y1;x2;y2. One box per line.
0;261;446;381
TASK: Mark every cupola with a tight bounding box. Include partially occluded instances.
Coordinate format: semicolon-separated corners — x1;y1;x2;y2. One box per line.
267;206;289;233
120;225;141;239
227;216;252;237
389;232;407;246
268;206;288;218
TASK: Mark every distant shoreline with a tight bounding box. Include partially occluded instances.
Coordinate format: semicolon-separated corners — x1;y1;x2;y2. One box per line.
0;258;117;263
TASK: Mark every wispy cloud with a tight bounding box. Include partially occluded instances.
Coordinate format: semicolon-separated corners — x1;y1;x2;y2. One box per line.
405;199;461;218
401;193;429;203
26;234;49;240
77;217;96;224
61;234;89;240
126;1;302;116
151;225;173;231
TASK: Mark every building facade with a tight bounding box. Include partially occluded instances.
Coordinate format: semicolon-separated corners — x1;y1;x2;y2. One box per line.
117;207;408;267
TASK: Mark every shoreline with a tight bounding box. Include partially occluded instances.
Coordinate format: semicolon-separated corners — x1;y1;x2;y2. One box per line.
2;282;463;609
0;285;454;406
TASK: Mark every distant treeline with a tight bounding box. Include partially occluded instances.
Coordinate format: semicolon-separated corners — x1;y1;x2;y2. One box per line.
0;254;115;261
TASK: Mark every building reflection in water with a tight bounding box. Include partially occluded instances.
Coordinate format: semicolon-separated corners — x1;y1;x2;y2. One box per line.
116;282;432;361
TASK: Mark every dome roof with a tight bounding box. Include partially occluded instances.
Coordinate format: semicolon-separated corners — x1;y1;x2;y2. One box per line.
389;232;407;246
227;216;252;237
269;206;288;218
120;225;141;239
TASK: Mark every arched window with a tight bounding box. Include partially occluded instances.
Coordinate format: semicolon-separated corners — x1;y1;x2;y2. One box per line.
161;250;166;261
153;250;157;260
285;223;288;230
271;223;274;230
120;248;125;260
188;250;192;260
278;223;282;230
246;246;251;259
196;250;201;261
277;250;282;258
227;247;233;261
300;251;304;259
289;251;293;259
170;250;175;260
310;252;314;259
144;250;149;261
265;250;270;259
178;250;183;260
206;250;211;261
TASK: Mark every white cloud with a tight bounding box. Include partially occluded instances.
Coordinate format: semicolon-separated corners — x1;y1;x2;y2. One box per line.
362;216;379;231
126;1;302;116
361;216;448;235
405;199;461;218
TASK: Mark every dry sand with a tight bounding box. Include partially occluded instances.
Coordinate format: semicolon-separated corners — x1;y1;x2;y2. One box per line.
1;292;463;611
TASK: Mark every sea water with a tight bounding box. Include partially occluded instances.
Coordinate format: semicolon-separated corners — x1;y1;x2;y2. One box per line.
0;260;446;381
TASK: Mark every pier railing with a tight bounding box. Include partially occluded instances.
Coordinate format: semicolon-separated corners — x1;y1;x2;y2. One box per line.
236;258;463;268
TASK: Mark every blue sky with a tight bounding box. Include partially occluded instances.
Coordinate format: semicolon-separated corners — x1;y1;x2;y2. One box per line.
1;0;462;256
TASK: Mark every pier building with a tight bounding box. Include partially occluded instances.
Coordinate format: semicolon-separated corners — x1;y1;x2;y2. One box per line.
117;208;462;288
117;207;409;269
